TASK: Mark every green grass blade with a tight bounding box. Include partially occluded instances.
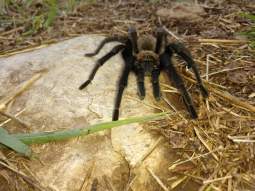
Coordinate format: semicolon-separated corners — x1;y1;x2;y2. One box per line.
0;128;32;157
13;112;167;145
240;13;255;21
44;0;58;28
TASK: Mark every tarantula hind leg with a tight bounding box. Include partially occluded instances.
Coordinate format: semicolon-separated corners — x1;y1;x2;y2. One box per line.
79;44;125;90
167;42;209;98
160;52;198;119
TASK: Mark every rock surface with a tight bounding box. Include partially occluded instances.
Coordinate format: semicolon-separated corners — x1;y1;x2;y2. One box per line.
0;36;177;191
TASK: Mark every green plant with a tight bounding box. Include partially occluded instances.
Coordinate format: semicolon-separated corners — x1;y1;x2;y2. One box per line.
240;13;255;48
0;112;167;157
44;0;58;28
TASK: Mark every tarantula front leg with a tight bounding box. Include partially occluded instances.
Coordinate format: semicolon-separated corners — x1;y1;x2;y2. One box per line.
167;43;208;98
79;44;125;90
151;69;161;100
134;70;145;100
113;65;131;121
160;51;198;119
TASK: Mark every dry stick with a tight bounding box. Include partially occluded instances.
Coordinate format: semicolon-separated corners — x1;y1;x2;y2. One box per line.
228;139;255;143
205;55;211;112
125;95;164;111
146;167;169;191
205;54;211;81
0;161;45;191
0;110;28;128
198;167;220;191
0;109;26;127
0;26;24;36
134;137;163;168
212;87;255;113
198;39;248;44
185;70;227;89
175;171;204;183
162;96;187;123
169;148;222;170
170;176;188;190
162;26;182;41
183;75;255;113
194;127;219;161
201;66;246;78
0;44;51;58
214;102;241;117
0;70;46;111
79;162;95;191
102;175;116;191
203;176;232;184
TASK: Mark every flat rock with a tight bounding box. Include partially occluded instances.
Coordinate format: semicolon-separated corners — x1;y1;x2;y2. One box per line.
0;36;178;191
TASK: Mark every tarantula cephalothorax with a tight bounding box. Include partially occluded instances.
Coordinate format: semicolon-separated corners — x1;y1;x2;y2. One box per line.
79;26;208;121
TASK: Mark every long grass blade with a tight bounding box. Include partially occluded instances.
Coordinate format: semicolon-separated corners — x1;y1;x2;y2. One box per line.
12;112;167;145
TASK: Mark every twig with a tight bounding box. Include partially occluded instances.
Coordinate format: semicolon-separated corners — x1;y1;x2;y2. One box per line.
227;134;255;143
134;137;163;168
0;161;46;191
79;162;95;191
0;110;28;128
202;66;246;78
183;75;255;113
198;39;248;44
205;54;211;112
102;175;116;191
146;167;169;191
169;147;222;170
203;176;232;184
162;96;187;122
162;26;182;41
0;70;46;110
205;54;211;81
170;176;188;190
194;127;219;161
0;109;26;127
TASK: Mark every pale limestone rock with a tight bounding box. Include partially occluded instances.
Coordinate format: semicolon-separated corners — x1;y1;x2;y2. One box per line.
0;35;175;191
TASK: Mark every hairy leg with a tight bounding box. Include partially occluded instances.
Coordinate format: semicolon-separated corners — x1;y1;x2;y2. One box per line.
85;36;127;57
167;43;208;98
79;44;125;90
155;27;166;54
135;70;145;99
160;52;198;119
113;66;130;121
128;26;139;54
151;69;161;100
112;34;135;120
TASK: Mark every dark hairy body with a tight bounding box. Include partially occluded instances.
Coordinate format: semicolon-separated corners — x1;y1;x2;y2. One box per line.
79;26;208;121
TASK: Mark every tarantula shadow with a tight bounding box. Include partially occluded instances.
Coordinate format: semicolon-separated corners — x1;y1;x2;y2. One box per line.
79;26;208;121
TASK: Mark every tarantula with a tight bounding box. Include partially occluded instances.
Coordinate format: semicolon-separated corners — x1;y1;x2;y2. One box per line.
79;26;208;121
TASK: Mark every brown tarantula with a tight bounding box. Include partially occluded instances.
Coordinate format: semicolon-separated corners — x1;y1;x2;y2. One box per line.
79;26;208;121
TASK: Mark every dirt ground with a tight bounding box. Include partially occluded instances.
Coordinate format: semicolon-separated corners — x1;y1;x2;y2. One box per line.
0;0;255;191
